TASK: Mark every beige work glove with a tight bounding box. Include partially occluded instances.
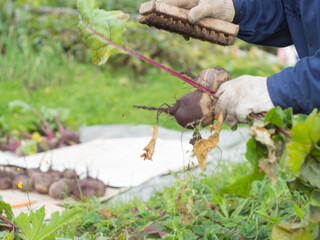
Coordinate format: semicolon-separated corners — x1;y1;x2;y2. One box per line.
158;0;235;23
215;76;275;127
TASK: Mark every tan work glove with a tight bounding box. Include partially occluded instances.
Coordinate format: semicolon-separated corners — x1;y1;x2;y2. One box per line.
215;76;275;127
158;0;235;23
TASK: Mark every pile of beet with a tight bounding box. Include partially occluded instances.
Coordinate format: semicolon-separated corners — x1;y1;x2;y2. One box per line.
0;166;106;200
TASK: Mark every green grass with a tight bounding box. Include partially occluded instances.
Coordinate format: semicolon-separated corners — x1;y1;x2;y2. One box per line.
53;162;309;239
0;38;191;132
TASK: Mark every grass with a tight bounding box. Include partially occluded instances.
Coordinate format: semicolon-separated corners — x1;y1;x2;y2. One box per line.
0;38;191;132
48;162;309;239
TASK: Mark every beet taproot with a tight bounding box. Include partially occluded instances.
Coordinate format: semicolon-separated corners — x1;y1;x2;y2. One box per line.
12;175;34;192
49;178;75;199
72;178;106;200
0;177;12;190
134;67;231;129
31;172;54;194
63;169;77;179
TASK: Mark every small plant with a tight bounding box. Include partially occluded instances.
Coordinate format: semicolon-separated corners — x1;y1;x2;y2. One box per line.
0;100;80;156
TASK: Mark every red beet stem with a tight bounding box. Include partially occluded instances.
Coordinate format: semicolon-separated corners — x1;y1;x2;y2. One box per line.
80;17;216;95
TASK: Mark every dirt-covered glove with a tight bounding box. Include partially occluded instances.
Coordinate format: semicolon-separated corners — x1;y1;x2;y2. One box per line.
215;76;275;127
158;0;235;23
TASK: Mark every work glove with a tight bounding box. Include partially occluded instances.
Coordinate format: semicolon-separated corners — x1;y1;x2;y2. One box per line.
215;76;275;127
158;0;235;23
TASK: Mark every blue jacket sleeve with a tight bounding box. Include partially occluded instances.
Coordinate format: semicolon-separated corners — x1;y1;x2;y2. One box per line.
233;0;293;47
267;48;320;114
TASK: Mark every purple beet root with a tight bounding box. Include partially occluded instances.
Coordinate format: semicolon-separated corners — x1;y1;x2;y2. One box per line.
134;67;231;129
0;177;12;190
49;178;76;199
72;178;106;200
31;172;54;194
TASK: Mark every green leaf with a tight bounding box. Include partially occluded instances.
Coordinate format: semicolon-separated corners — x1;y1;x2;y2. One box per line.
310;190;320;207
305;109;320;144
14;206;80;240
0;200;14;220
264;106;284;127
220;171;264;198
286;142;310;175
245;138;259;170
20;141;38;156
77;0;129;65
290;121;312;144
293;204;305;220
283;108;293;128
0;116;9;131
182;229;196;240
3;230;14;240
245;137;268;171
299;157;320;189
286;178;315;197
8;100;33;113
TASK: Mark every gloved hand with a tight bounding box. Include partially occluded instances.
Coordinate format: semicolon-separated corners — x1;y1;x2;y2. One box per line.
215;75;275;126
158;0;235;23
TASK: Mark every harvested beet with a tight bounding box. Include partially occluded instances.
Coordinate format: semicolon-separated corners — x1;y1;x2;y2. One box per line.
134;67;231;129
31;172;54;194
63;131;80;145
26;168;41;178
72;178;106;200
63;169;77;179
48;169;63;182
0;169;17;180
12;175;34;192
49;178;75;199
0;177;12;190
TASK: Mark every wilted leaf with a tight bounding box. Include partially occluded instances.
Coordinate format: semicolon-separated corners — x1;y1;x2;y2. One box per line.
77;0;129;65
194;132;219;170
249;124;276;162
209;106;223;133
259;158;278;184
141;125;158;160
194;110;223;170
143;224;159;234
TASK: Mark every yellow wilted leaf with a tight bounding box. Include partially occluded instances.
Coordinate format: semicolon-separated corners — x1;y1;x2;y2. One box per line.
259;158;278;184
210;106;223;133
194;110;223;170
249;123;277;163
194;132;220;170
141;125;158;161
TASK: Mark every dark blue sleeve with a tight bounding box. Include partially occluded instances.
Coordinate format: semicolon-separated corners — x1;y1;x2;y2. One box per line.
233;0;293;47
267;49;320;114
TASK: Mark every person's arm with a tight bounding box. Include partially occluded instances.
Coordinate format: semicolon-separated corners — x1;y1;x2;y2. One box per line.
268;48;320;114
233;0;293;47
